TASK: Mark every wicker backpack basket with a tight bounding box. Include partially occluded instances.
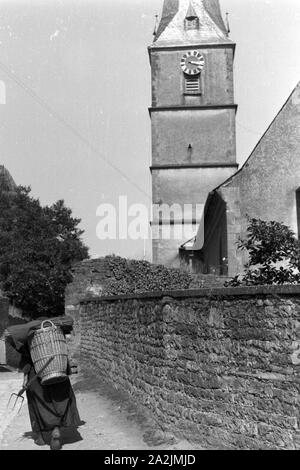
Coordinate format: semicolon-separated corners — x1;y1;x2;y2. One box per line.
29;320;68;385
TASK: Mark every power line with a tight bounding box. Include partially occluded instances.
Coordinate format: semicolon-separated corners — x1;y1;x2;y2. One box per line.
1;59;261;202
0;59;152;201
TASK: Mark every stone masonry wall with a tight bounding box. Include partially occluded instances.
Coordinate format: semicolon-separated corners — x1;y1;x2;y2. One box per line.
65;257;227;362
79;286;300;450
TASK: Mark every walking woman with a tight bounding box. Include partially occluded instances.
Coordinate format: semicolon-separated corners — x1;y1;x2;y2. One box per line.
6;316;81;450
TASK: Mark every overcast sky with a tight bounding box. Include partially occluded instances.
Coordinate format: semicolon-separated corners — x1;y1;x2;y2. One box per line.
1;0;300;260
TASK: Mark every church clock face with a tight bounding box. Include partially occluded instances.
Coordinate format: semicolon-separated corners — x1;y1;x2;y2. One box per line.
181;51;204;75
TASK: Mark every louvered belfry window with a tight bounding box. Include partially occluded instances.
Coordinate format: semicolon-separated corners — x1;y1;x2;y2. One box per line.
185;76;200;93
185;17;199;30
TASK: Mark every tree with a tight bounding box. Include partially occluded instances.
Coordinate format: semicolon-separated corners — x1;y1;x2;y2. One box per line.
226;217;300;287
0;186;89;318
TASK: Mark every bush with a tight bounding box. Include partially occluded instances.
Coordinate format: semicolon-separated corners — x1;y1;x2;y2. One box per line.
226;217;300;286
101;256;194;295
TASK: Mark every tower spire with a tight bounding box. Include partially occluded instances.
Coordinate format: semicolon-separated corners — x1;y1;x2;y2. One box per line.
153;0;232;47
186;1;198;20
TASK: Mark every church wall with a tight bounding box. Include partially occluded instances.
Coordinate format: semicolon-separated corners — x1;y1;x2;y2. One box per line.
151;108;236;165
153;236;185;268
151;47;234;107
219;83;300;276
152;166;236;267
152;166;236;207
152;224;198;268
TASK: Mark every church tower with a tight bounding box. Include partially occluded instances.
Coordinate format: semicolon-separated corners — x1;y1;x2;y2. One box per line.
149;0;238;267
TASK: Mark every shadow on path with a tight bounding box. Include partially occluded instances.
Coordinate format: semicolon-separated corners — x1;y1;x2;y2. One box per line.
21;423;86;447
0;366;14;373
72;371;184;448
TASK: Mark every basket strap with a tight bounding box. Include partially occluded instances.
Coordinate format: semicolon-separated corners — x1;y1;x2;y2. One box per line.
41;320;56;330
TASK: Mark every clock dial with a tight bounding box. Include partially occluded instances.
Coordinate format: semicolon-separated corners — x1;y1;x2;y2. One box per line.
181;50;205;75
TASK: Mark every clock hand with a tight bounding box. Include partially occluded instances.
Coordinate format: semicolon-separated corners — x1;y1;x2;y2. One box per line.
189;61;202;66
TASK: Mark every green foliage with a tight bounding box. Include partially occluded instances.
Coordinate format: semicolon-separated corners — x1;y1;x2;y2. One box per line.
226;217;300;287
0;186;89;318
101;255;193;296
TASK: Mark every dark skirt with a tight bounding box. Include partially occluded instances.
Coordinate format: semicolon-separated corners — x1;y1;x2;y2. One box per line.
26;366;81;433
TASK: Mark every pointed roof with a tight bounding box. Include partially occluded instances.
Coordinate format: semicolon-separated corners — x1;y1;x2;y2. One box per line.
215;80;300;192
186;1;198;19
155;0;179;42
152;0;232;47
203;0;228;36
0;165;16;193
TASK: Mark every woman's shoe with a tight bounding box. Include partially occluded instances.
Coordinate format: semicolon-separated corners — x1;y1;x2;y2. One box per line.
50;426;61;450
34;433;45;446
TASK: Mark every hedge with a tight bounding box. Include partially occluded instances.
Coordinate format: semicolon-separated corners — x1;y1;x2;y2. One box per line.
101;256;193;296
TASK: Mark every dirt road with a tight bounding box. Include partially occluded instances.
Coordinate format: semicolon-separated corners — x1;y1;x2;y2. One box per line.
0;367;197;451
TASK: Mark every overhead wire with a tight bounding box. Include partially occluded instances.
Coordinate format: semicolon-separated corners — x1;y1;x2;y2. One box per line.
0;59;152;200
0;59;261;202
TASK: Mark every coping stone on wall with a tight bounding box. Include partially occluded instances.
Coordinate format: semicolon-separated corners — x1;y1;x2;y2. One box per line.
79;284;300;304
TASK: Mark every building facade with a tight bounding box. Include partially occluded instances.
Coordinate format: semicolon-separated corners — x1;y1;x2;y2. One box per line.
149;0;238;268
192;81;300;277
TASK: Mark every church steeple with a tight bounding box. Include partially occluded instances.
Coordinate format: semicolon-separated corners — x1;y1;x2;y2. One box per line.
149;0;237;268
153;0;231;46
186;0;198;19
185;1;199;31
